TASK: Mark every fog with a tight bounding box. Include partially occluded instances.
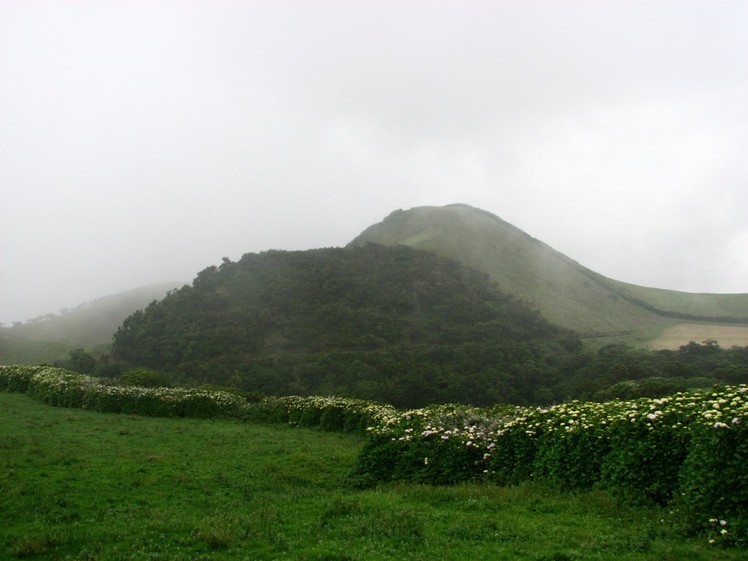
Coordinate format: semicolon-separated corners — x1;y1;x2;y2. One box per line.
2;1;747;325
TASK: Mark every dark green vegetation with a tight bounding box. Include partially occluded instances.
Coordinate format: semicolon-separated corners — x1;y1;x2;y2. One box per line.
350;204;748;346
2;392;744;561
104;243;748;408
111;244;577;407
3;203;748;410
109;264;748;404
554;340;748;401
0;282;184;364
354;385;748;545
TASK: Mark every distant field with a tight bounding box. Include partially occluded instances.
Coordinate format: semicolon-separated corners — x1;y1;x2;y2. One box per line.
0;334;69;366
610;281;748;320
648;323;748;350
1;392;744;561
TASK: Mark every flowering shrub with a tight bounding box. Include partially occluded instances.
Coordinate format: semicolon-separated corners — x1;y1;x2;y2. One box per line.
598;396;696;505
0;364;47;393
532;409;612;490
353;384;748;540
675;386;748;543
243;395;396;435
0;365;246;419
355;403;520;485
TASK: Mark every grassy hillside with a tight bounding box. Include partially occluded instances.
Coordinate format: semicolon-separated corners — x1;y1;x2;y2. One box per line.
607;280;748;320
0;282;184;364
349;205;748;347
1;391;742;561
0;333;70;366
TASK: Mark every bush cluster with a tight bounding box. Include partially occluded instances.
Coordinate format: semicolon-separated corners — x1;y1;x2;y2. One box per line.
354;385;748;542
0;365;246;419
243;394;396;435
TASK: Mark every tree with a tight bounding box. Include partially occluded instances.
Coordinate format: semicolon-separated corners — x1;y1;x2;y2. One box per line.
119;368;172;388
54;348;96;374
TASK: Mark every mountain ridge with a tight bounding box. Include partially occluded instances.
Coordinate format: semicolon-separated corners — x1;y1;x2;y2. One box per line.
349;204;748;347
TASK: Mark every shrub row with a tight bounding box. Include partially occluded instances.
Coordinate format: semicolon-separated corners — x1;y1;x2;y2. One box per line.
242;394;396;435
0;365;395;432
0;365;247;419
354;385;748;543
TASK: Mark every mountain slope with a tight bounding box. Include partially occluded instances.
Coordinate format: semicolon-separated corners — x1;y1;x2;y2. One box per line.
348;204;748;347
0;282;185;352
0;334;71;366
111;245;579;406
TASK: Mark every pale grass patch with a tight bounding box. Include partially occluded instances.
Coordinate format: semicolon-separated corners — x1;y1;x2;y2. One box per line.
648;323;748;350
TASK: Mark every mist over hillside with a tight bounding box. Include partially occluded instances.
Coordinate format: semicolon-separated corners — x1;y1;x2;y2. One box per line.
0;282;184;364
4;204;748;405
5;203;748;372
350;204;748;348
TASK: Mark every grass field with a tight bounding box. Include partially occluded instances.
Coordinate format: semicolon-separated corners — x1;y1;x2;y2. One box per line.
1;392;743;561
648;322;748;350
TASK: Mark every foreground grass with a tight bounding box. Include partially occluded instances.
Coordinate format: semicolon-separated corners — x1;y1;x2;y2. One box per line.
0;393;742;561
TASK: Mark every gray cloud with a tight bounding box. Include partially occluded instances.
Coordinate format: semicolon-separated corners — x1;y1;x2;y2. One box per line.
1;1;747;325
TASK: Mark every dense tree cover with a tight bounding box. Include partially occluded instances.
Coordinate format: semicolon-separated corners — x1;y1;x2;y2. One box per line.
556;340;748;401
119;367;173;388
111;244;578;407
108;244;748;408
53;348;96;374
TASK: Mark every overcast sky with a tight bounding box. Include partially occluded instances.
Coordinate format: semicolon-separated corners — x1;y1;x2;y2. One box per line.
1;1;747;325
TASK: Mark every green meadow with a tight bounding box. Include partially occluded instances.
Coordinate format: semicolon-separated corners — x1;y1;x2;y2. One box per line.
1;392;743;561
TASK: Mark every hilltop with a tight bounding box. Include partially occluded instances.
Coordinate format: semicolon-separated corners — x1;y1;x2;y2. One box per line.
349;204;748;348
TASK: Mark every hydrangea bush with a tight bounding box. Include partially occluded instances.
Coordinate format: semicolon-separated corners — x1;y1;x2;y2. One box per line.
243;394;396;435
0;365;246;419
353;384;748;541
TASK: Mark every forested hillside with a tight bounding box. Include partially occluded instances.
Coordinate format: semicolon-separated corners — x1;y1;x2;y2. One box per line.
112;244;578;407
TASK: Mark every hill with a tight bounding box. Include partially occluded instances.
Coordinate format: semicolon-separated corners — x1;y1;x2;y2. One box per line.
111;244;579;407
0;282;184;364
349;204;748;348
0;334;71;366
